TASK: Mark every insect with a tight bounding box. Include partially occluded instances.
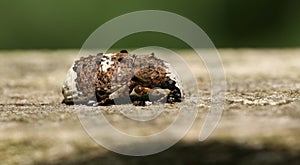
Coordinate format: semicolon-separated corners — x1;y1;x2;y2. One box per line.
62;50;183;106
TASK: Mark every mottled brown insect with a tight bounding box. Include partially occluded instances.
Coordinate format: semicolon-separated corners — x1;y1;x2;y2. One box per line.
62;50;183;106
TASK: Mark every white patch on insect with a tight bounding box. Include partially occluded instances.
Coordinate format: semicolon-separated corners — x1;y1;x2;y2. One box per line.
100;54;115;72
62;67;87;103
145;101;152;106
62;67;77;97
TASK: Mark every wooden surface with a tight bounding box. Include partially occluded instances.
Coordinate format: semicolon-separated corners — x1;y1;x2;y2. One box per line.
1;49;300;164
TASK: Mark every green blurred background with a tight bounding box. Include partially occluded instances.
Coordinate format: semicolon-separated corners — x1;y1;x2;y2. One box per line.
0;0;299;49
